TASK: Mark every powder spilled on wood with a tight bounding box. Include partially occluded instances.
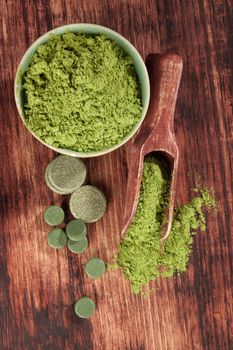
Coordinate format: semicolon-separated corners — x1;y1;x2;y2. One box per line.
116;157;217;293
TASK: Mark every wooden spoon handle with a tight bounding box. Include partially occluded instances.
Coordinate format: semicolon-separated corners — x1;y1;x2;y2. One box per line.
134;53;183;152
122;53;182;237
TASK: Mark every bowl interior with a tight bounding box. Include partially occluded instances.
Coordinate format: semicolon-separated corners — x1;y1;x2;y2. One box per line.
15;24;150;157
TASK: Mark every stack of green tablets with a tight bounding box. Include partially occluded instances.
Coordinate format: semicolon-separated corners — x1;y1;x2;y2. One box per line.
66;219;88;254
44;206;89;254
45;155;86;194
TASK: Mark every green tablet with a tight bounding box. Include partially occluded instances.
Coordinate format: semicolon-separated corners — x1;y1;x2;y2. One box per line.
44;205;64;226
47;228;67;249
66;219;87;241
69;185;107;223
67;237;88;254
85;258;106;279
74;297;96;318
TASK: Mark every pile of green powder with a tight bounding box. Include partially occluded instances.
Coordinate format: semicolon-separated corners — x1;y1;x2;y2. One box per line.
116;157;216;293
23;32;142;152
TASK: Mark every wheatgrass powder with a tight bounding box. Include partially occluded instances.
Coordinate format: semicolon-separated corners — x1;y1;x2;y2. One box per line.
23;32;142;152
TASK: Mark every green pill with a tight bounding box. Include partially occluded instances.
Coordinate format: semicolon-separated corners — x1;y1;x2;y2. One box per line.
68;237;88;254
85;258;106;279
44;205;64;226
69;185;107;223
66;219;87;241
47;228;67;249
74;297;96;318
45;155;86;194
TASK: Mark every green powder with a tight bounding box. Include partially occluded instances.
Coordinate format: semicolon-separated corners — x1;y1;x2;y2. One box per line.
116;157;216;293
22;32;142;152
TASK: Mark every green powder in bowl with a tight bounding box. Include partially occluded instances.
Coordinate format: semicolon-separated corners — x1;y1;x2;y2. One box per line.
15;24;150;157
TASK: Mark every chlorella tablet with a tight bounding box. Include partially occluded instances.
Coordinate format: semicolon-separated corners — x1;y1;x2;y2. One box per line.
47;228;67;249
66;219;87;241
85;258;106;279
67;237;88;254
45;155;86;194
43;205;64;226
74;297;96;318
69;185;107;223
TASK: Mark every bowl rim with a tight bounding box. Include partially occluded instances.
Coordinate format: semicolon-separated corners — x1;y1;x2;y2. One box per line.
14;23;150;158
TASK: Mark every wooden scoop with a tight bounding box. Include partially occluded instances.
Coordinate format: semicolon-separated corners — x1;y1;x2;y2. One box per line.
122;53;183;240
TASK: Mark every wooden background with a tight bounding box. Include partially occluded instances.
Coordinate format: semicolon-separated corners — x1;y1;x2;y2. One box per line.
0;0;233;349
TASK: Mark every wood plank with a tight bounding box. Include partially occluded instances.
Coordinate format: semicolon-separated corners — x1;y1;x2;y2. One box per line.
0;0;232;349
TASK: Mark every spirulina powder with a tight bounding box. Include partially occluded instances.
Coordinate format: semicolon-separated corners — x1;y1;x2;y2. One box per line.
116;157;216;293
23;32;142;152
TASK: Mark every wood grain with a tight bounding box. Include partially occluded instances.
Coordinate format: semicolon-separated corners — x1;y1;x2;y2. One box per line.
0;0;232;349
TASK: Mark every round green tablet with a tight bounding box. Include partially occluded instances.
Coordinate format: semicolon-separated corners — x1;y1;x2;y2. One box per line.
85;258;106;279
47;228;67;249
45;155;86;194
66;219;87;241
74;297;96;318
44;205;65;226
69;185;107;223
67;237;88;254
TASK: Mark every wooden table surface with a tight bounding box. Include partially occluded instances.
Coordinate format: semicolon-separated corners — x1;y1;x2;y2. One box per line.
0;1;233;349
